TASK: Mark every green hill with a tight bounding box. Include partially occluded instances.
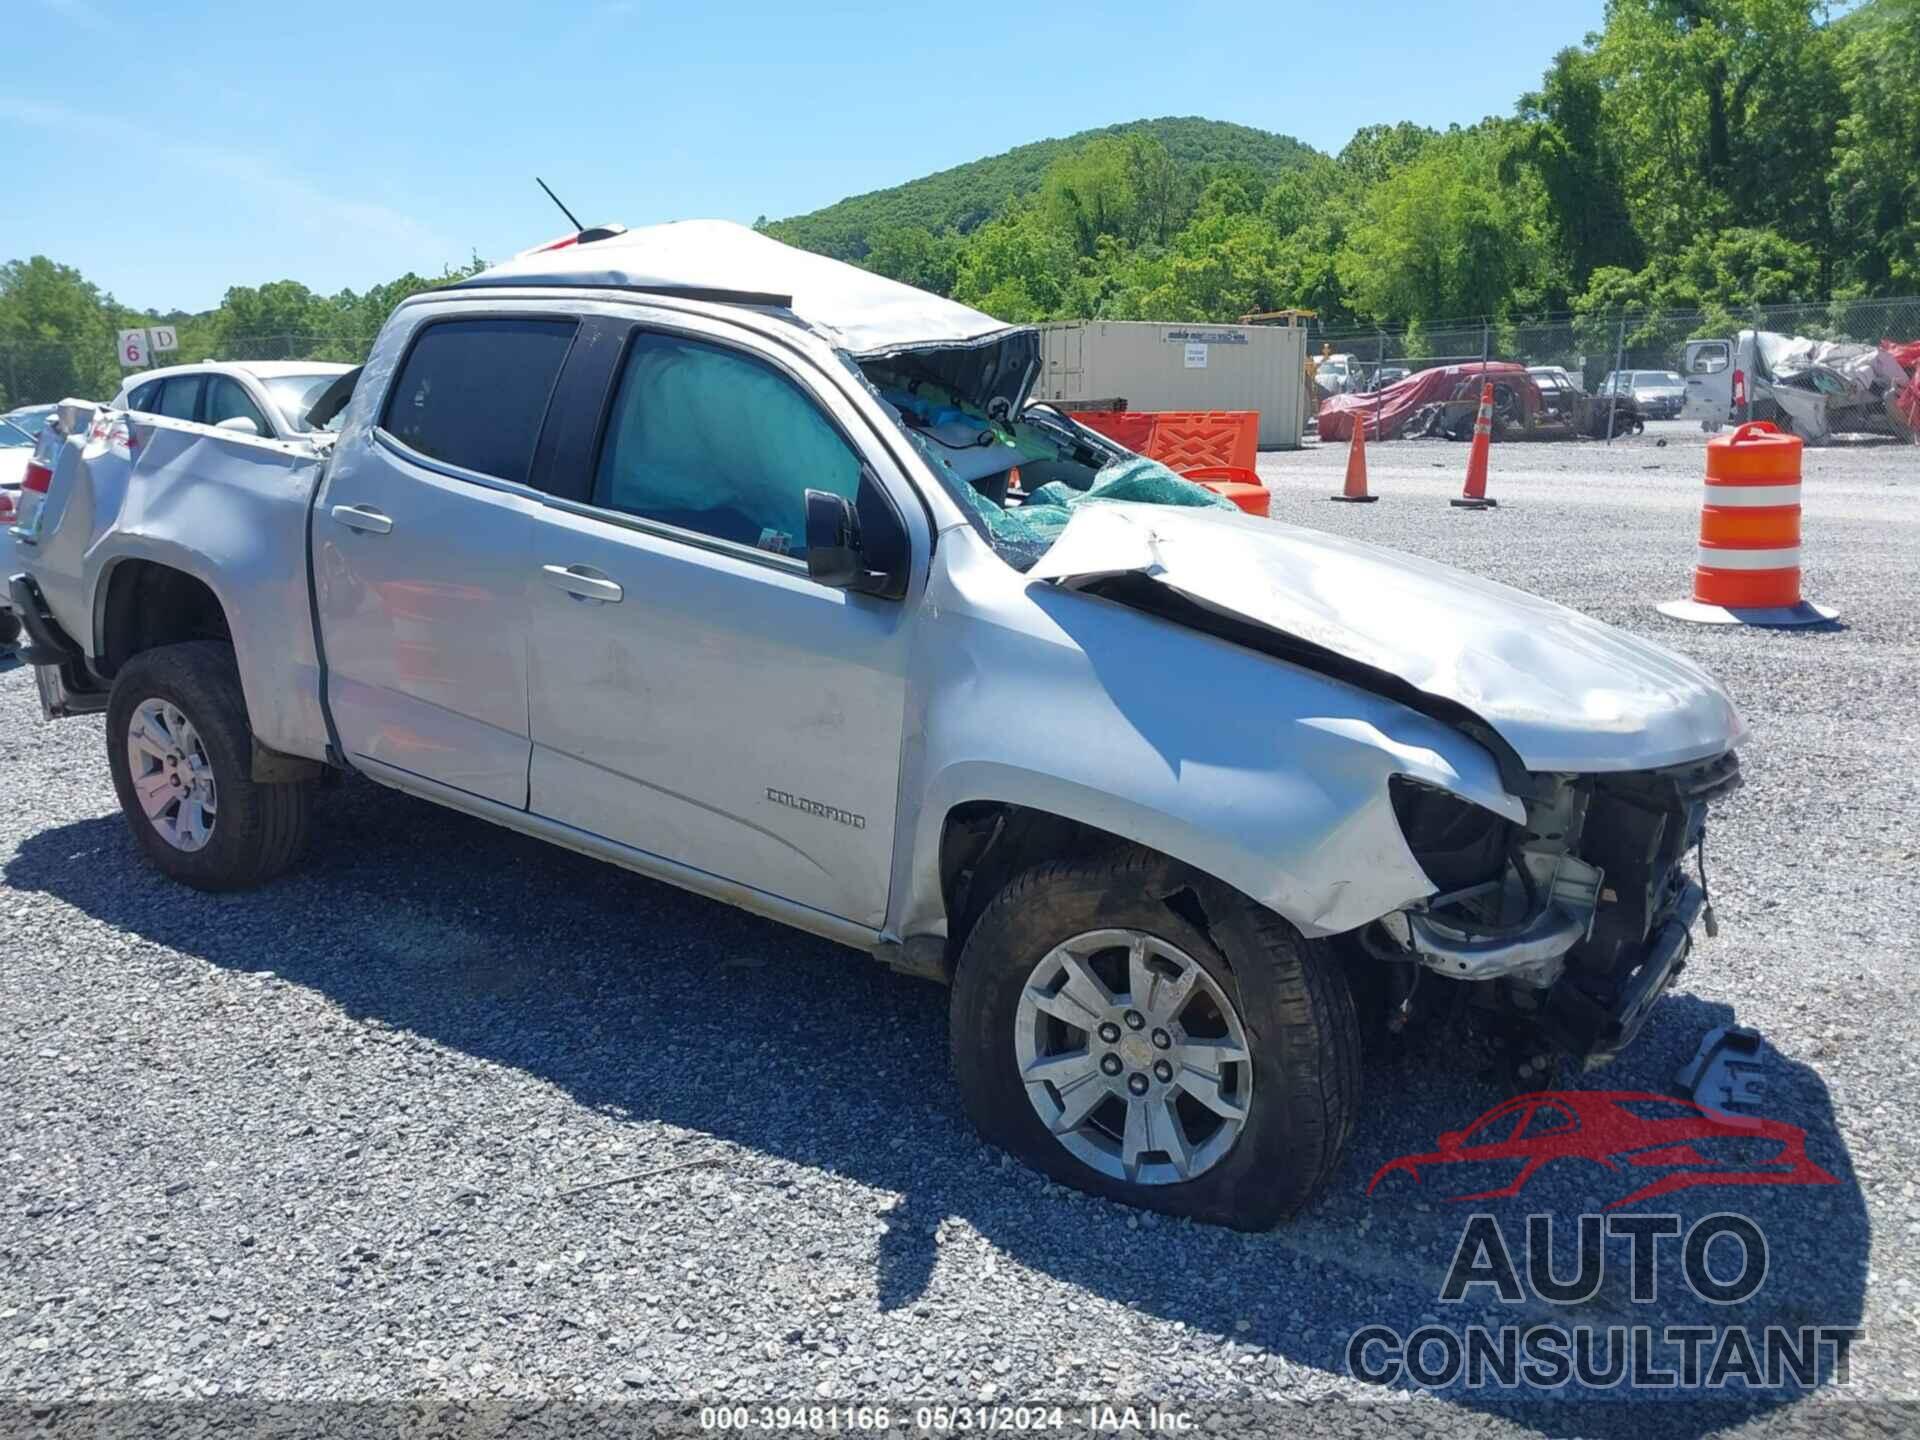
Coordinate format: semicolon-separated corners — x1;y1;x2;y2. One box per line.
762;116;1322;261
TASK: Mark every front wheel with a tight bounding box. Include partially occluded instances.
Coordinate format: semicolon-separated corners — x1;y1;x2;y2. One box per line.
950;851;1361;1229
105;641;310;890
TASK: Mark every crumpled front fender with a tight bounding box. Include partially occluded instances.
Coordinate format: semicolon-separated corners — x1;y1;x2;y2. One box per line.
888;537;1523;943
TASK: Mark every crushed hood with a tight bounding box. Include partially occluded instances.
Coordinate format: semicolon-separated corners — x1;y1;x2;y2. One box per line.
457;219;1035;360
1030;504;1745;774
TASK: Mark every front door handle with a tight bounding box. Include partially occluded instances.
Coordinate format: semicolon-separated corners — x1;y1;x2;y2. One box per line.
542;564;623;604
331;504;393;535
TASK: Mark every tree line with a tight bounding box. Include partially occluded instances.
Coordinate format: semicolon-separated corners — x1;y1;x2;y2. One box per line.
0;258;484;410
781;0;1918;335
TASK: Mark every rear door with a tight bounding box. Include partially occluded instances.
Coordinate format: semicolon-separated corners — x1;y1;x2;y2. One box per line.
520;314;918;927
313;312;576;807
1682;340;1734;422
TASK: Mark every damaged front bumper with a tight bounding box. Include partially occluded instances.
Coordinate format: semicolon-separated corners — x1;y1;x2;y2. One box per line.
1397;849;1605;989
1379;752;1736;1067
1592;878;1703;1065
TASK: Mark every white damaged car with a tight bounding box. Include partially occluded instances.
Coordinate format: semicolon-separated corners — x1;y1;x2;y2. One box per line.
8;221;1743;1228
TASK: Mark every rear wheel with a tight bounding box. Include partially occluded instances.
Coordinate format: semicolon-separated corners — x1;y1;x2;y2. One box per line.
950;851;1361;1229
106;641;310;890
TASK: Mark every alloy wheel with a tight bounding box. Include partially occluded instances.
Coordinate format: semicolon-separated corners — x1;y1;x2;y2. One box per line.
126;697;218;852
1014;928;1254;1185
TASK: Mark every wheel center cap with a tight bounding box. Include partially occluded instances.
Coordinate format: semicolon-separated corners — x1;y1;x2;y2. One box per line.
1118;1033;1155;1069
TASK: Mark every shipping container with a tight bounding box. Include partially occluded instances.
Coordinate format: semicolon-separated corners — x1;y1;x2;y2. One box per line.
1033;320;1309;449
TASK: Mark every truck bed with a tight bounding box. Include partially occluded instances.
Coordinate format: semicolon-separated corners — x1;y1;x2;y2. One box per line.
14;406;334;762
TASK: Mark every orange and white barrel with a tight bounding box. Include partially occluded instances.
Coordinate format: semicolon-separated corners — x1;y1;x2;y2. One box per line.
1658;421;1836;626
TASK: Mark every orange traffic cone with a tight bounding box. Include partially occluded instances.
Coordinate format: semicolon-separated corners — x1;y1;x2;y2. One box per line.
1453;382;1497;509
1330;417;1378;502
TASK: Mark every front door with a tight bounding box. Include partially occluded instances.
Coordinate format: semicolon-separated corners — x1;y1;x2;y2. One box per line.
524;322;915;927
314;315;577;807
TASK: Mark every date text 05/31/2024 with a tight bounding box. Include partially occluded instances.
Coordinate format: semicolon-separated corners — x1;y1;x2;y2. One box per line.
699;1404;1195;1433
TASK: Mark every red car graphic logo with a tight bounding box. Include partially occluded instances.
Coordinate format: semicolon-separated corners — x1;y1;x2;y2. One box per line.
1367;1091;1837;1210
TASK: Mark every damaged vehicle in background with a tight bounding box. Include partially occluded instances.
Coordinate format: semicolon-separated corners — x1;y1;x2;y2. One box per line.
10;221;1744;1230
1319;362;1639;442
1682;330;1917;442
112;360;357;440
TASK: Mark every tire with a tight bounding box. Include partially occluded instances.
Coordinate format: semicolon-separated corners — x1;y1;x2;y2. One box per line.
949;850;1361;1229
105;641;310;890
0;609;21;650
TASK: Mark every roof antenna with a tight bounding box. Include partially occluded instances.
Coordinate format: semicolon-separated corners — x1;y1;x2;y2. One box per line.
536;176;584;232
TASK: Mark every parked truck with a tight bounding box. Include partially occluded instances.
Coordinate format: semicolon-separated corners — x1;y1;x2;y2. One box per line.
9;221;1746;1229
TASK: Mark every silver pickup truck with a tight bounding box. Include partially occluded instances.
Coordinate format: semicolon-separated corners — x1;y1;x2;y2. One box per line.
8;221;1745;1229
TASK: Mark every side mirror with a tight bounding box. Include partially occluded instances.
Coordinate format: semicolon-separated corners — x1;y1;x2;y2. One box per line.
804;487;906;599
804;489;863;588
215;415;261;436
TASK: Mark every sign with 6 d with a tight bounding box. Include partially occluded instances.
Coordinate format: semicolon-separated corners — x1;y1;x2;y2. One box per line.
150;325;179;353
117;329;150;368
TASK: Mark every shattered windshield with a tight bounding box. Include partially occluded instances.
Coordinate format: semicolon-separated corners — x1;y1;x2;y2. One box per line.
856;357;1235;570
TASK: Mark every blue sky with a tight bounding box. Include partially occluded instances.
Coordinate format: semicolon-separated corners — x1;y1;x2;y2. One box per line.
1;0;1605;313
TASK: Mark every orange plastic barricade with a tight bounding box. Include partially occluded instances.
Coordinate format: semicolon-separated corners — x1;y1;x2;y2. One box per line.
1066;410;1268;516
1656;421;1836;626
1148;411;1259;472
1183;465;1269;517
1068;410;1157;455
1067;410;1259;473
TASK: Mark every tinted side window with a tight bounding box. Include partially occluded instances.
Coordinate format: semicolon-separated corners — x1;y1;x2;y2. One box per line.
593;332;861;558
157;376;202;421
381;318;576;485
128;380;162;411
205;376;271;435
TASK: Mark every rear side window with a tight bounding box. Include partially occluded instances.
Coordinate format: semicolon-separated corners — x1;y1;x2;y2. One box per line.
157;376;202;421
381;318;576;486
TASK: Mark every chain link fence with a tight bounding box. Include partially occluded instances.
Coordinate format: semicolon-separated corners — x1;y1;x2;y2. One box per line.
1302;295;1920;395
4;299;1919;421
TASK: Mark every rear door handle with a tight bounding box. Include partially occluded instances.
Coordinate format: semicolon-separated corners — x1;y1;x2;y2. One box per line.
331;504;393;534
542;564;623;604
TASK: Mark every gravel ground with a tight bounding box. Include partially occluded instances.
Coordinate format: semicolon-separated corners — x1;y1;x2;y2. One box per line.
2;422;1917;1439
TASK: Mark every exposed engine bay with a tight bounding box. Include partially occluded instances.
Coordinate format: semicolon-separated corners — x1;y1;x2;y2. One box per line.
1372;751;1741;1073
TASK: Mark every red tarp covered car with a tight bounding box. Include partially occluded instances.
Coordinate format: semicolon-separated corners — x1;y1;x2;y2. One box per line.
1317;362;1541;442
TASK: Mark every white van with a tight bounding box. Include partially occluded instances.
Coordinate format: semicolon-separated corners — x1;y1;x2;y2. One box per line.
1682;331;1911;441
